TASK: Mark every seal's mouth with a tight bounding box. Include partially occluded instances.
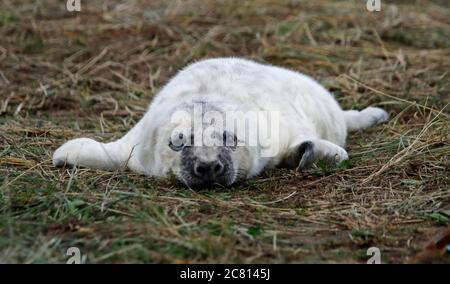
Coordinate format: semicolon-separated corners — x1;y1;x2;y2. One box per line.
177;168;236;188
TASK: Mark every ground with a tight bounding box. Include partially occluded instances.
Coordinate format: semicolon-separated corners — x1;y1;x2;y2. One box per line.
0;0;449;263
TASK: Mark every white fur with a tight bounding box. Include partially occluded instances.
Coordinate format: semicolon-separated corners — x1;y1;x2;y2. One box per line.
53;58;388;182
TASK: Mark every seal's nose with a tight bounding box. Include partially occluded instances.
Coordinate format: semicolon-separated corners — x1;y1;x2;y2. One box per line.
193;160;224;179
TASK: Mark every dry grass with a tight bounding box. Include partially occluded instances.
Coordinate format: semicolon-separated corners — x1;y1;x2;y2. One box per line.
0;0;449;263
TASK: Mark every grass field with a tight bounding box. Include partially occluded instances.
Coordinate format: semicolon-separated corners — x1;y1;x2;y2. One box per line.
0;0;449;263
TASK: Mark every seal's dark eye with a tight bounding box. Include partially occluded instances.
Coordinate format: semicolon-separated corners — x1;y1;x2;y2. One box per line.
169;133;185;151
223;131;237;149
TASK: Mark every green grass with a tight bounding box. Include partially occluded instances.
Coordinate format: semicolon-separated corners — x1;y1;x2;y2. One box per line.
0;0;449;263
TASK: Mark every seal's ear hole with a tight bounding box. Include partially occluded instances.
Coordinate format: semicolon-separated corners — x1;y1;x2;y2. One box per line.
223;131;237;149
169;132;186;151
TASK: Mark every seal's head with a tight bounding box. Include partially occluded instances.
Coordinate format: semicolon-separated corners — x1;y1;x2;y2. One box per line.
169;130;241;188
146;99;257;188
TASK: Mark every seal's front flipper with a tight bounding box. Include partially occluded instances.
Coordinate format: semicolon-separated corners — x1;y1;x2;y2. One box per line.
53;138;126;170
53;117;147;173
295;139;348;171
296;141;314;171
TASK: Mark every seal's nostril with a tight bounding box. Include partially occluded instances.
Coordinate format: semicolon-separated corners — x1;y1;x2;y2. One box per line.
194;164;207;177
213;161;223;175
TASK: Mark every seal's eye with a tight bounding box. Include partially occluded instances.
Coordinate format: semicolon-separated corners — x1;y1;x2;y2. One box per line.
223;131;237;149
169;133;186;151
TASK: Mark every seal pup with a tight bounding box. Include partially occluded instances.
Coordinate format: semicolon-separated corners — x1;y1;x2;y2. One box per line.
53;58;388;187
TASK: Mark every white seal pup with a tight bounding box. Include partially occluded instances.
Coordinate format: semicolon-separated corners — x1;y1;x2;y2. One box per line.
53;58;388;187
